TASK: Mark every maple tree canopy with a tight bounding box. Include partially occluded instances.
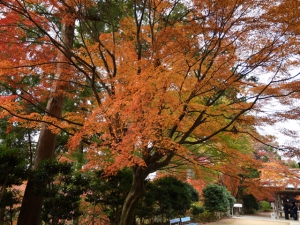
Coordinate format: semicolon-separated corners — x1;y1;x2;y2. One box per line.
0;0;299;172
1;1;300;224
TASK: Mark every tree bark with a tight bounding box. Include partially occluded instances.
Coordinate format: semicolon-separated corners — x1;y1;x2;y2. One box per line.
0;184;6;225
0;173;8;203
119;167;147;225
17;20;74;225
0;207;4;225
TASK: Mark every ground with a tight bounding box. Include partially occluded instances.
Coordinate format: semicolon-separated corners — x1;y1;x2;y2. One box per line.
202;218;289;225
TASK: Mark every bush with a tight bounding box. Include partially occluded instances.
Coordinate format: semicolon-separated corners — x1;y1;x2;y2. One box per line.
202;184;235;212
193;210;227;223
151;176;199;217
135;176;200;223
242;194;259;214
259;201;272;212
194;211;215;222
191;204;205;215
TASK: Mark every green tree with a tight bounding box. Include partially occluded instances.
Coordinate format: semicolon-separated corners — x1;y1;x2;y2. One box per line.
135;182;156;224
152;176;199;220
0;117;36;224
85;169;133;225
0;148;28;224
259;201;272;212
242;194;259;214
135;176;199;223
1;1;300;225
39;161;88;225
31;160;86;225
0;189;22;225
203;184;235;212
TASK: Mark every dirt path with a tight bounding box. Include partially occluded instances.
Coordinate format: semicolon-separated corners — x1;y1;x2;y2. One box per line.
198;217;289;225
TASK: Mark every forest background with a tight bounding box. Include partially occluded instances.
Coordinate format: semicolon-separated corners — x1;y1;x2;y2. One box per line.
1;0;300;224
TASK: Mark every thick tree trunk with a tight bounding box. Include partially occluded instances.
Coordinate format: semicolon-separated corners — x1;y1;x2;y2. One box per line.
0;184;6;225
119;167;147;225
0;206;4;225
17;20;74;225
0;174;8;204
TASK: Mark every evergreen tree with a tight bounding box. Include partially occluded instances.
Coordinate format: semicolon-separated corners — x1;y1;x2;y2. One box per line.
203;184;235;212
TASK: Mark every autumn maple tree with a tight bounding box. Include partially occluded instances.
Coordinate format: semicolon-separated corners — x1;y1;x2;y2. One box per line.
1;0;300;224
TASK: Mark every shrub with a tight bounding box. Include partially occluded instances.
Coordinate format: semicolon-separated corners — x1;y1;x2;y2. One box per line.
259;201;272;212
135;176;200;223
191;204;205;215
151;176;199;218
194;211;214;222
242;194;259;214
202;184;235;212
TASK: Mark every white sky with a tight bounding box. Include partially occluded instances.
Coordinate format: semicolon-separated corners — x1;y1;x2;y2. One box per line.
257;121;300;146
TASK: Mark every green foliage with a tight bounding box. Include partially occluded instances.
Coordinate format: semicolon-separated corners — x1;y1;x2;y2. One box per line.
259;201;272;212
186;182;201;203
0;189;22;224
285;160;299;169
0;148;28;187
193;210;215;223
226;192;236;209
242;194;259;214
76;0;133;43
84;173;201;224
203;184;235;212
135;181;156;222
32;159;87;224
85;168;133;225
151;176;199;219
191;204;205;216
0;119;34;223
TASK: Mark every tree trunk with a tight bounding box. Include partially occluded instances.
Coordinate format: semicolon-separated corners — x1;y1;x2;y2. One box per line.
0;203;5;225
0;174;8;204
91;199;96;225
17;20;74;225
119;167;147;225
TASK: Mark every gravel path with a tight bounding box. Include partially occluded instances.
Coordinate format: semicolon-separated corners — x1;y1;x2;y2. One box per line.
200;218;289;225
197;212;294;225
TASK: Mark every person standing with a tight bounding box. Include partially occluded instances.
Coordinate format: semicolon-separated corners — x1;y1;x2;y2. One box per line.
283;202;290;220
292;202;298;220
